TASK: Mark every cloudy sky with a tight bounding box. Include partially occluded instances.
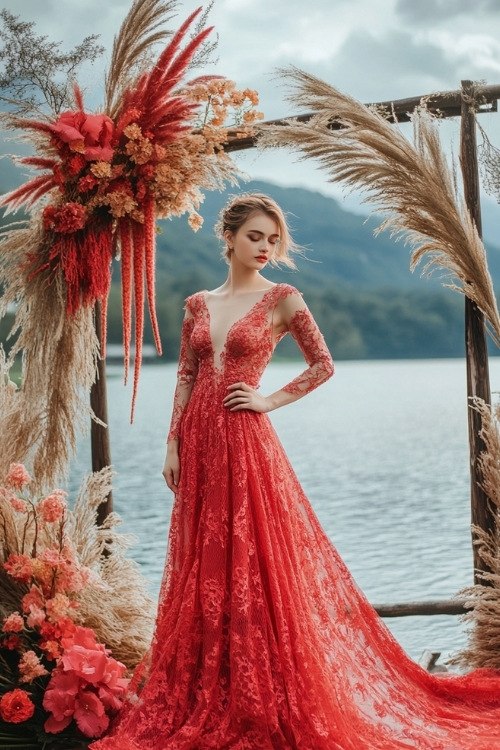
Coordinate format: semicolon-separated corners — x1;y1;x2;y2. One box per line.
3;0;500;236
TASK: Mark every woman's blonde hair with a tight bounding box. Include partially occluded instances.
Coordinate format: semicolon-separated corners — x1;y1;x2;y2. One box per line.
215;193;298;268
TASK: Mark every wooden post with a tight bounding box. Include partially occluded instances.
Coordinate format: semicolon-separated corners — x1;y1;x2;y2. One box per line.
460;80;495;584
90;300;113;525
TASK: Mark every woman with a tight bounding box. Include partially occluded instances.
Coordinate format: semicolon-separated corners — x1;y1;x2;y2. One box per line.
93;194;500;750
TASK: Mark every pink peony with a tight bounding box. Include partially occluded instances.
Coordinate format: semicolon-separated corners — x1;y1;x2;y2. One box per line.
74;690;109;737
0;689;35;723
38;491;67;523
4;463;31;490
2;612;24;633
50;111;115;162
18;650;49;683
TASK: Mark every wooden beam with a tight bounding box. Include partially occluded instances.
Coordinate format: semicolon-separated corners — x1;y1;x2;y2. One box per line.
459;80;495;585
90;300;113;526
373;599;467;618
224;82;500;153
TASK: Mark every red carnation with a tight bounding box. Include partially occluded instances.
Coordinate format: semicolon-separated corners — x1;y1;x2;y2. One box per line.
43;203;87;233
0;689;35;723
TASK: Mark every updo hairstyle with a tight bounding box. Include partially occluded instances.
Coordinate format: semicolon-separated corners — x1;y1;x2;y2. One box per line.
215;193;298;268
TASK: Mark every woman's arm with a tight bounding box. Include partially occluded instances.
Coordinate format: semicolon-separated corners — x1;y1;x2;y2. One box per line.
163;309;198;491
224;291;334;413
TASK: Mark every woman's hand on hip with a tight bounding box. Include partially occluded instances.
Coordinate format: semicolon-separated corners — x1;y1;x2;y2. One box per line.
224;382;270;413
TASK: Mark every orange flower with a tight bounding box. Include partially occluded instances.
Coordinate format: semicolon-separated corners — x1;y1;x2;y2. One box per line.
90;161;112;179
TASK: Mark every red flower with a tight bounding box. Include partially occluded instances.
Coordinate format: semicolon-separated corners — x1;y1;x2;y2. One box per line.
78;174;98;192
74;690;109;737
1;635;21;650
43;670;78;733
50;111;115;162
0;689;35;723
67;153;87;176
43;202;87;233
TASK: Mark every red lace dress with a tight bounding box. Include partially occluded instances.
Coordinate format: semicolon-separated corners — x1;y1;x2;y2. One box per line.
92;283;500;750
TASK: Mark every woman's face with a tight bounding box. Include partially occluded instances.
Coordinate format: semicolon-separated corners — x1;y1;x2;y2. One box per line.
225;212;280;271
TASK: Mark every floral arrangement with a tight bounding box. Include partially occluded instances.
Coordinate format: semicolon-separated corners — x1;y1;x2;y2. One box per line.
0;463;155;748
0;0;263;488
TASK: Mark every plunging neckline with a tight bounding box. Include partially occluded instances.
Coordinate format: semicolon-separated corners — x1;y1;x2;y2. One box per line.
201;285;278;372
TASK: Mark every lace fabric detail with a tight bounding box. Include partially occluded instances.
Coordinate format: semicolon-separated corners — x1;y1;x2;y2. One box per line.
281;308;334;395
167;309;198;441
92;282;500;750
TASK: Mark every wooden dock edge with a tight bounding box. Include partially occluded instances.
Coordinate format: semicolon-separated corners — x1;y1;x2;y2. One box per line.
373;599;467;618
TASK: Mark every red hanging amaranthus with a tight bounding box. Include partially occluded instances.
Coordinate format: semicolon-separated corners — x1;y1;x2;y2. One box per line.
0;6;264;420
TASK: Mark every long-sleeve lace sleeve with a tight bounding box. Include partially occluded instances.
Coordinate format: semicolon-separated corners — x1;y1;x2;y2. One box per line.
167;309;199;442
280;295;334;396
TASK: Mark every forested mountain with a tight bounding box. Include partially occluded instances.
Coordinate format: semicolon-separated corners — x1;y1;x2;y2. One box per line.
1;164;500;360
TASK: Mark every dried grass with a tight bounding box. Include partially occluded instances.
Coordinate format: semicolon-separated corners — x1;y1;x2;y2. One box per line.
0;217;100;492
68;468;155;667
105;0;178;119
0;467;155;669
259;68;500;345
451;397;500;670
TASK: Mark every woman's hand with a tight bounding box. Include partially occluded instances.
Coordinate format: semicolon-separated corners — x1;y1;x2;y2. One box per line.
224;382;270;413
163;442;180;492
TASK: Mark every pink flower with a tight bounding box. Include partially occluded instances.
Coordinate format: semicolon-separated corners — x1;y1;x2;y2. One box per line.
43;669;78;732
2;612;24;633
4;463;31;490
26;604;46;629
44;712;73;733
9;495;28;513
45;593;74;621
78;174;98;192
50;111;115;162
3;554;33;584
38;491;67;523
62;643;109;685
61;623;99;651
40;548;63;568
0;689;35;723
74;690;109;737
21;585;44;614
18;650;49;683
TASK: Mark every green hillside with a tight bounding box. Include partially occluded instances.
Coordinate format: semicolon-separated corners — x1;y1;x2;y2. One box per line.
1;166;498;360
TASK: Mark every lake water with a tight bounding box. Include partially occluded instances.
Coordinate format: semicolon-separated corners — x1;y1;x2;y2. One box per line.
69;357;500;664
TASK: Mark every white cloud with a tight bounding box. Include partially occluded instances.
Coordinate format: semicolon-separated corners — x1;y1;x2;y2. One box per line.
2;0;500;223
